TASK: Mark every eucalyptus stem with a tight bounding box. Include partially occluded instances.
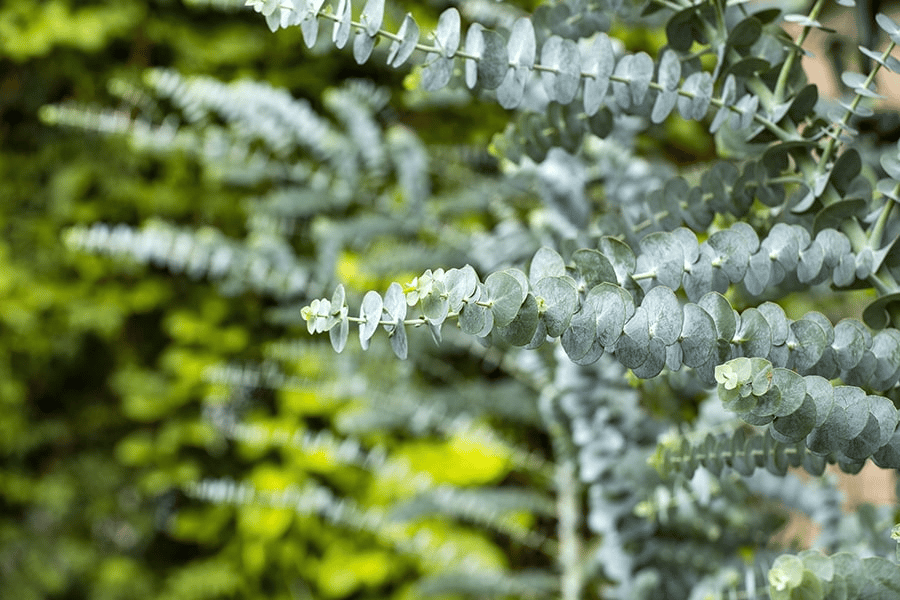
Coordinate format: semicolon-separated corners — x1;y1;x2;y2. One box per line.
773;0;828;103
539;386;585;600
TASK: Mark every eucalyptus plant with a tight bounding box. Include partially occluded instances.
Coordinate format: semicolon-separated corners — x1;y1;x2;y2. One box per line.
47;0;900;597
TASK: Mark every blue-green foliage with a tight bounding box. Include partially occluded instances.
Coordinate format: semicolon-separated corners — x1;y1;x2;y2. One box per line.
51;0;900;598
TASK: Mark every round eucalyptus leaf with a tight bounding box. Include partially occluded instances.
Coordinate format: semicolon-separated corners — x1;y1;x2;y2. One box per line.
617;306;649;368
728;429;755;475
478;29;509;90
562;302;600;362
600;236;636;286
657;49;681;90
842;349;877;389
710;77;736;133
332;0;352;48
802;311;834;345
679;303;716;367
585;283;635;348
797;238;825;283
631;337;666;378
716;356;752;389
706;228;751;283
841;71;881;98
583;33;614;116
750;386;781;420
555;39;582;104
421;288;449;325
876;12;900;36
485;270;527;327
534;276;578;337
562;301;605;364
736;307;772;359
763;223;801;271
880;153;900;180
832;319;870;370
353;30;377;64
844;410;885;460
464;24;485;88
421;56;453;92
728;16;762;47
698;292;736;341
870;329;900;389
862;292;900;329
384;282;407;321
683;254;714;302
572;249;617;289
758;302;789;346
612;54;634;108
389;320;408;359
678;71;713;120
445;265;479;312
855;248;873;280
629;51;654;105
769;343;789;368
359;291;384;349
834;252;857;286
671;226;700;265
665;6;697;51
771;394;817;443
435;7;461;57
832;385;870;442
508;17;535;68
750;358;774;396
868;394;899;448
299;9;321;45
651;90;677;124
738;94;760;130
739;409;773;427
830;148;862;194
873;430;900;468
744;251;772;296
877;177;900;201
772;368;806;417
636;231;684;290
788;83;818;123
789;317;827;372
665;342;683;371
643;285;682;344
330;310;349;353
677;71;701;119
764;433;790;476
815;228;852;267
387;13;420;68
506;268;530;297
530;246;566;283
494;293;539;346
722;384;757;415
809;347;839;380
725;57;770;80
360;0;384;36
540;35;562;100
331;283;346;310
803;376;834;427
497;66;526;109
571;340;605;365
460;297;493;336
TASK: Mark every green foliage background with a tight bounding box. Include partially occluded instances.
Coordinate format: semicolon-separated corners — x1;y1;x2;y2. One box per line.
3;1;364;598
1;1;545;598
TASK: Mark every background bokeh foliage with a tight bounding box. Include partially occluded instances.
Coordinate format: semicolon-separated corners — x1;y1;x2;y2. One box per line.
1;1;546;598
